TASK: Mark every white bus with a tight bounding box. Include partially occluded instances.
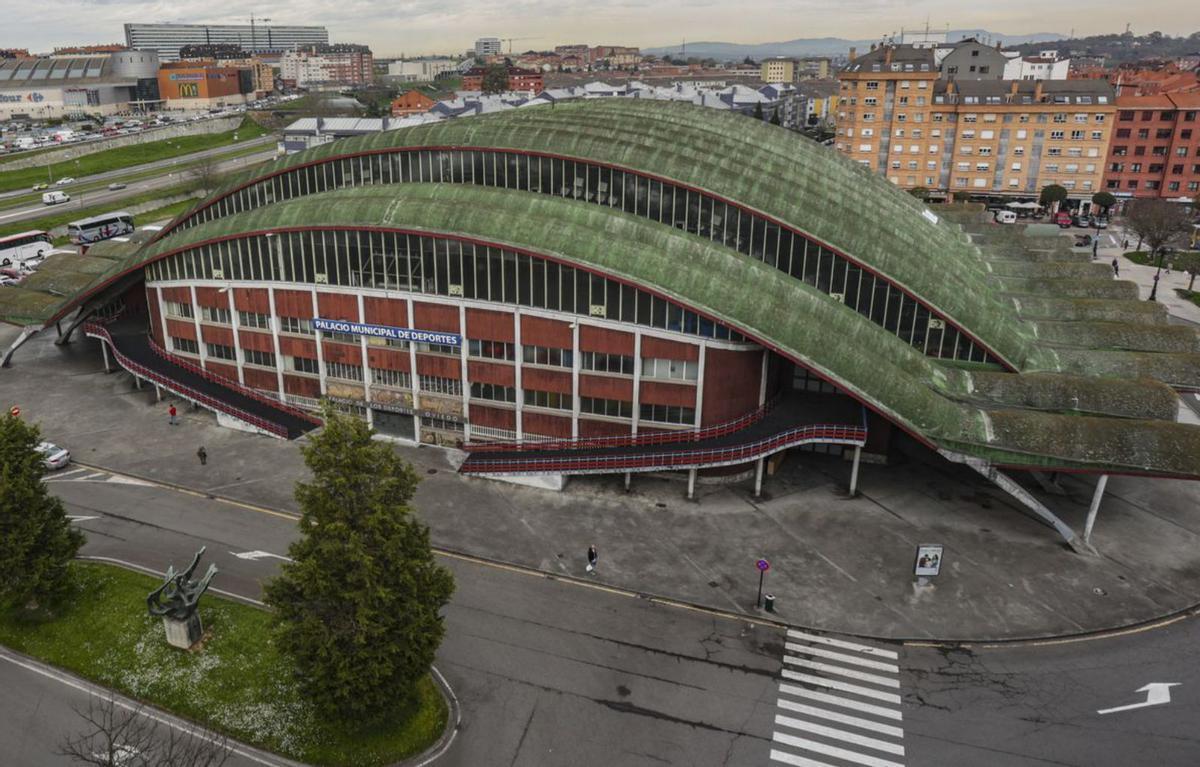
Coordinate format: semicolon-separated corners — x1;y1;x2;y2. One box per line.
0;230;52;268
67;212;134;246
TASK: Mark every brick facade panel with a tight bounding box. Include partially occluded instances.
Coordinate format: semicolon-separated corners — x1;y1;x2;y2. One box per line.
200;325;234;346
317;292;358;320
640;380;696;408
274;289;314;317
523;367;571;393
579;325;634;354
283;374;321;398
470;405;516;431
165;318;195;342
466;308;514;341
579;374;633;401
522;315;572;347
232;287;270;313
237;329;275;353
366;346;410;371
413;301;459;332
641;336;699;361
416;354;460;378
524;411;571;438
363;296;408;327
468;360;516;387
701;348;763;425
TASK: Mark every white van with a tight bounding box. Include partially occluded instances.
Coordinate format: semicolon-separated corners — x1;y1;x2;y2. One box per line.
994;210;1018;224
42;191;70;205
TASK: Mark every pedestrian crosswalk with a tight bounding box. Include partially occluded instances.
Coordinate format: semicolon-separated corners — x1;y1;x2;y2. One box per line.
769;629;907;767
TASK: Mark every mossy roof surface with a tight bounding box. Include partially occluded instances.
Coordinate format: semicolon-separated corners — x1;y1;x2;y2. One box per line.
0;238;144;326
143;184;1200;477
178;99;1038;368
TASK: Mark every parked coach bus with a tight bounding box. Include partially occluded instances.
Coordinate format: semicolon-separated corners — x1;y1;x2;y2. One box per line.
0;230;51;268
67;212;134;246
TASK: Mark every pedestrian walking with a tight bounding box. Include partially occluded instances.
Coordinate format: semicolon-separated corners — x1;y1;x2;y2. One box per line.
586;544;598;574
1123;238;1130;251
1111;257;1120;277
168;404;177;426
1092;240;1098;259
197;446;207;466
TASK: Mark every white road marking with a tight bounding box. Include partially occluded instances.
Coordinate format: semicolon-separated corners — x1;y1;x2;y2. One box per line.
786;629;900;659
783;656;902;688
775;714;905;755
773;731;904;767
769;749;841;767
66;515;101;523
785;642;900;673
777;698;905;737
781;670;903;704
778;684;904;720
231;550;293;562
47;467;89;480
1097;683;1179;715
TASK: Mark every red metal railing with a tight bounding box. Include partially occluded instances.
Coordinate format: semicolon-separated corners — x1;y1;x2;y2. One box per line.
464;395;782;453
461;422;868;475
83;323;289;439
144;337;322;427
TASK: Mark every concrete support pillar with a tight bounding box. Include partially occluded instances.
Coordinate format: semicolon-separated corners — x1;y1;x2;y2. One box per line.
134;375;142;390
1084;474;1109;545
754;456;765;498
849;445;862;497
100;341;111;373
687;468;697;500
624;472;631;492
155;384;163;402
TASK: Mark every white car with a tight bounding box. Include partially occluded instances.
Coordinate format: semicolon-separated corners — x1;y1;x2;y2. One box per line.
35;441;71;470
55;177;75;186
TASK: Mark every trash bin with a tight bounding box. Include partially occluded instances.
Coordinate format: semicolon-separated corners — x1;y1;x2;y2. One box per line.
764;594;776;613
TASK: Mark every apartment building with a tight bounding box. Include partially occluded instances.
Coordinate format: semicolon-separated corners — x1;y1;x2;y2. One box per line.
1105;92;1200;199
836;43;1115;200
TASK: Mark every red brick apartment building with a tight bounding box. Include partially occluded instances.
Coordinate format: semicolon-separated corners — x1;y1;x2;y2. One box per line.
1104;92;1200;199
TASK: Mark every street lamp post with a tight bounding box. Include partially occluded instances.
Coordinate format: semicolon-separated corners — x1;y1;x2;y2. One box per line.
1148;247;1166;302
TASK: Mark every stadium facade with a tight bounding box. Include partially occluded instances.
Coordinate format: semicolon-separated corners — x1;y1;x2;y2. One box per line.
5;100;1200;549
124;23;329;62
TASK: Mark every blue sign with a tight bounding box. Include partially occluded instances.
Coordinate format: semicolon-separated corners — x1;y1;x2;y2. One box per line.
313;317;461;346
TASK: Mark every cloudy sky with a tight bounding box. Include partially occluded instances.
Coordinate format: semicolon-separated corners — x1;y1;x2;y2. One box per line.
6;0;1185;57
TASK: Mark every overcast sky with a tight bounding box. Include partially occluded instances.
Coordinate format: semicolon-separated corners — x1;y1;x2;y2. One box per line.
6;0;1186;57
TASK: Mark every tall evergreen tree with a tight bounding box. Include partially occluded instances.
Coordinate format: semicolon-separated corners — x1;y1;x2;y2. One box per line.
753;102;764;121
0;413;83;611
264;406;454;722
769;108;781;126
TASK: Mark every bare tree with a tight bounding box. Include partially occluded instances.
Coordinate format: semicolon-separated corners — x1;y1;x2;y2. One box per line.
56;694;232;767
187;155;224;197
1123;199;1194;300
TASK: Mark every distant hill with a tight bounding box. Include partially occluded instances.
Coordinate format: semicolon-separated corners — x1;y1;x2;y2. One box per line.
1008;30;1200;64
645;30;1066;61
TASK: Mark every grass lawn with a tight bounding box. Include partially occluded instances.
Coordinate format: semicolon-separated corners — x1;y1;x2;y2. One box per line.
0;118;270;193
0;563;447;766
1123;251;1154;265
1176;289;1200;308
1123;250;1200;267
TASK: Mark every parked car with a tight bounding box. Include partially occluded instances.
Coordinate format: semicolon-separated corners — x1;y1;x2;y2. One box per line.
35;441;71;470
1093;216;1109;229
107;182;127;191
55;177;75;186
994;210;1018;224
0;274;20;287
1054;211;1072;228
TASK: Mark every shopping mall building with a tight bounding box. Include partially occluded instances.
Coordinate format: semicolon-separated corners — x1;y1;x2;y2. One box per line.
5;100;1200;548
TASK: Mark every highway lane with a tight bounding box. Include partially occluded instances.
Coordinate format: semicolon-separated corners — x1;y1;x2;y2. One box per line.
0;148;276;228
42;473;782;766
0;134;276;203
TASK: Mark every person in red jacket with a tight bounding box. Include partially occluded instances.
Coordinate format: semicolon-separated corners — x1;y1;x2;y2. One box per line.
168;404;178;426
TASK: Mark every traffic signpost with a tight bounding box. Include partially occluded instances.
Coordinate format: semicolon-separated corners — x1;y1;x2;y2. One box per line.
756;558;770;609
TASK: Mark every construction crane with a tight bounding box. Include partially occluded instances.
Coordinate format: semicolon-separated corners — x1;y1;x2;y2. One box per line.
247;14;272;54
500;37;539;54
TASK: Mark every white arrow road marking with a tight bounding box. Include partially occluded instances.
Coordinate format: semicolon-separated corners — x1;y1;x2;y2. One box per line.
231;550;293;562
1098;683;1180;715
66;515;101;523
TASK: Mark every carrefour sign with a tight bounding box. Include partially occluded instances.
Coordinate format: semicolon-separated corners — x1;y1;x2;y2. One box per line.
313;318;461;346
0;93;46;103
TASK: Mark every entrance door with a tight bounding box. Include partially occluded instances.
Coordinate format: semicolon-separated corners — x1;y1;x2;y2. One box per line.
372;409;415;440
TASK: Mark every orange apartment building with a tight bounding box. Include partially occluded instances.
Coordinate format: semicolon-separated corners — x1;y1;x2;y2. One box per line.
837;44;1116;203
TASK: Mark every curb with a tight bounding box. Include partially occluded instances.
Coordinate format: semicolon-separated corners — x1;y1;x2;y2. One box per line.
68;461;1200;649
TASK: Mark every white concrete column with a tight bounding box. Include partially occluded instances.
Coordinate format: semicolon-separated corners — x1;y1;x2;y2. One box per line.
754;456;765;498
1084;474;1109;544
155;384;163;402
226;287;245;386
189;285;207;367
513;308;523;440
631;330;643;435
624;472;632;492
407;298;422;444
100;340;111;372
693;343;707;429
357;293;372;426
687;468;697;500
570;320;581;440
459;304;471;442
759;349;769;405
267;287;285;401
311;289;327;396
155;286;169;354
849;445;862;496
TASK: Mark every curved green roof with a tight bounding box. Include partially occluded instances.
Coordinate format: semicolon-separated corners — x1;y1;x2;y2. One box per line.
174;99;1039;369
138;184;1200;478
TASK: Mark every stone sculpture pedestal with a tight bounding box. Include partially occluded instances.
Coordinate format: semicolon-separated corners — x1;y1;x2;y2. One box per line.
162;613;203;649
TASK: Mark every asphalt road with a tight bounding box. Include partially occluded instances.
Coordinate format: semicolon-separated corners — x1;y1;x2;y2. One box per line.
0;135;276;202
6;467;1199;766
0;142;276;228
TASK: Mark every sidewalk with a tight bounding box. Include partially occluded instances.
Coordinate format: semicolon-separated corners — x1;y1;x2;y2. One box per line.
6;327;1200;642
1095;224;1200;324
